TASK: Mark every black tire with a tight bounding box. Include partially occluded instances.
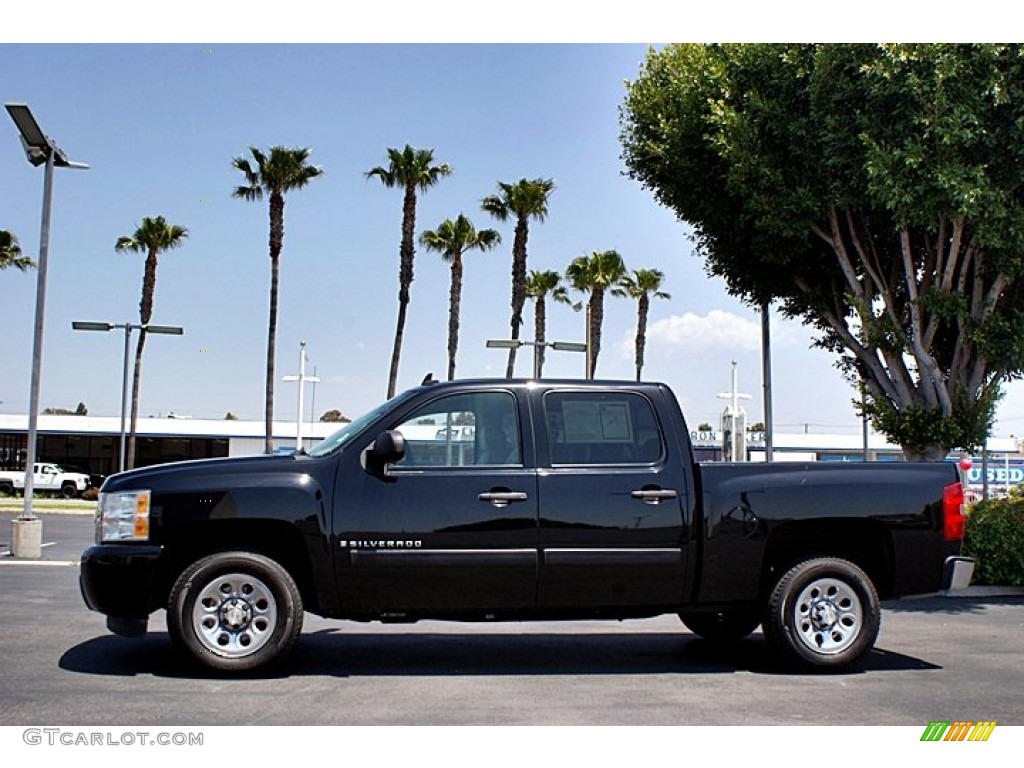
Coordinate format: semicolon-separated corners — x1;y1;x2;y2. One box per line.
167;551;303;673
61;482;79;499
0;482;14;498
763;557;880;672
680;609;761;643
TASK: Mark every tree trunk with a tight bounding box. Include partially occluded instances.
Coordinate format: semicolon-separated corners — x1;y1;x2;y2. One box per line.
126;248;158;470
535;296;547;378
126;329;147;470
505;216;529;378
635;294;649;382
265;192;285;454
388;183;418;397
903;445;949;462
589;289;604;377
447;253;463;381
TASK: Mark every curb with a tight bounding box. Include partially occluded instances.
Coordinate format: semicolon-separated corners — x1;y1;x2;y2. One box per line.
0;512;96;518
943;585;1024;598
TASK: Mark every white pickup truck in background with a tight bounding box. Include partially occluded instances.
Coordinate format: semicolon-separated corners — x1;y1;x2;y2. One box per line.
0;463;91;498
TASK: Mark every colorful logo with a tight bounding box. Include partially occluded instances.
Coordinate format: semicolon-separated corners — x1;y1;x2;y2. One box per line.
921;721;997;742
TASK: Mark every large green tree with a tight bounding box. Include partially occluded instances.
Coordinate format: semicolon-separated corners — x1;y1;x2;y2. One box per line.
367;145;452;398
525;270;576;378
621;44;1024;460
115;216;189;469
420;214;501;380
233;146;323;454
481;178;556;378
566;250;627;378
1;230;33;271
616;268;670;382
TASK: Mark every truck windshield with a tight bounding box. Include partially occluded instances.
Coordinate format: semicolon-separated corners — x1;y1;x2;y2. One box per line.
308;390;417;458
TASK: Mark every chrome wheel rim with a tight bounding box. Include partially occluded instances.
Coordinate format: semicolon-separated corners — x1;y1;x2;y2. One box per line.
792;577;862;655
192;573;277;658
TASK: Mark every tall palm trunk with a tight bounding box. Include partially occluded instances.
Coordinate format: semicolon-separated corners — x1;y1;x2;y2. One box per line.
126;330;147;470
534;296;547;378
126;249;158;470
388;184;418;398
589;288;605;377
505;217;529;378
635;294;650;381
447;253;463;381
265;192;285;454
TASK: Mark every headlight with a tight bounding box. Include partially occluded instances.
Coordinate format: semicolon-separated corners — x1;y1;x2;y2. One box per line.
96;490;151;543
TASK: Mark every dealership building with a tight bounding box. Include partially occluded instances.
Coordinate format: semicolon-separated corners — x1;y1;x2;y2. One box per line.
0;413;338;485
0;412;1020;492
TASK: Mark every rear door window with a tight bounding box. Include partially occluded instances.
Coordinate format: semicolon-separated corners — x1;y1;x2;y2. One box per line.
544;391;662;466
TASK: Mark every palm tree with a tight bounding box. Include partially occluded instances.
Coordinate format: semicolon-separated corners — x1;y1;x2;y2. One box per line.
115;216;189;469
525;270;576;378
0;230;34;271
420;215;501;380
233;146;324;454
566;250;627;378
616;269;670;381
366;145;452;398
481;178;556;378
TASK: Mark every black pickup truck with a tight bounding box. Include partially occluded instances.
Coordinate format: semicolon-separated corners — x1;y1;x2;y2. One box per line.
80;379;974;673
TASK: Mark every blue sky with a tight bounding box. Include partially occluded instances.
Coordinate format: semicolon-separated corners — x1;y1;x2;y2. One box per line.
3;39;1023;440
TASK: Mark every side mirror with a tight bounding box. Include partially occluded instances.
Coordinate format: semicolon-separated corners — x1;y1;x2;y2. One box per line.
373;430;406;463
364;430;406;475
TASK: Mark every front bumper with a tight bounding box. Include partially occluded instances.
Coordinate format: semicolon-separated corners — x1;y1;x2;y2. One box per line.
941;555;975;591
79;544;163;618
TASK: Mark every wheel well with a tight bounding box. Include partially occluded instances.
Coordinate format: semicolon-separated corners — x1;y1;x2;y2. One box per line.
762;519;895;599
157;520;320;614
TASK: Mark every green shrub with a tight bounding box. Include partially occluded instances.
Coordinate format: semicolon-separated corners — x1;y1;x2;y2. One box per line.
964;496;1024;586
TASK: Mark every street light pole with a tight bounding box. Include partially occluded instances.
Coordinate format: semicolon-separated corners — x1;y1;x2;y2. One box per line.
119;323;132;472
20;142;55;522
73;321;184;473
761;302;773;463
6;102;87;559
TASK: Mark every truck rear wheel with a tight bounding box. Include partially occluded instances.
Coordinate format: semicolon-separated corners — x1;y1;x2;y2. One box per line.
763;557;879;671
679;609;761;643
167;551;303;673
0;481;14;497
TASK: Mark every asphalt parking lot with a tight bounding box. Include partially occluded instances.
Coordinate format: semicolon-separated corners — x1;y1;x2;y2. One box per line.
1;512;1022;726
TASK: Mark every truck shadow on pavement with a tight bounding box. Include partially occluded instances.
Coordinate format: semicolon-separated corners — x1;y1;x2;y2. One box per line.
882;596;1024;614
59;629;939;679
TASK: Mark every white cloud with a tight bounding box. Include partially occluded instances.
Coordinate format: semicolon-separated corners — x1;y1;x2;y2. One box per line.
620;310;781;359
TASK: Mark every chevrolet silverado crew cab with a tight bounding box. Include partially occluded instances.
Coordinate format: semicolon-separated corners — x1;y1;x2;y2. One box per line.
80;379;974;674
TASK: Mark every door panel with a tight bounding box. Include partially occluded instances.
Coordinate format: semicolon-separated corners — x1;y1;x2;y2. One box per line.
334;389;539;615
535;390;687;609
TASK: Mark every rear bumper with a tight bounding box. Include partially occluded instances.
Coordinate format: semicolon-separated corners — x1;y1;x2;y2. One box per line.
80;544;163;619
941;556;975;591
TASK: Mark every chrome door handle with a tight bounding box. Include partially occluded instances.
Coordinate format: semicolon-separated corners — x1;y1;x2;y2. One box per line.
630;489;678;504
478;491;528;508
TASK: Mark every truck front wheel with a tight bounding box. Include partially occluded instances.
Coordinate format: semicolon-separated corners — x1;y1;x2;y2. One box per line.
763;557;879;672
61;482;79;499
167;551;303;673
